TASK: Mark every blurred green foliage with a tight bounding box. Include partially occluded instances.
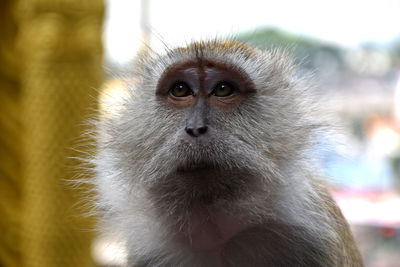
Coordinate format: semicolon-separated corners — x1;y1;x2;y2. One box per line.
237;28;345;69
237;27;347;88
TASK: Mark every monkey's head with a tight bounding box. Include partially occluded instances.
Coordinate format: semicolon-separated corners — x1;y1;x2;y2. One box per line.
96;40;324;223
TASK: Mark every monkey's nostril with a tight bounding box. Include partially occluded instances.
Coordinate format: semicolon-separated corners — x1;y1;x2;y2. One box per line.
198;126;208;135
185;127;196;137
185;126;208;137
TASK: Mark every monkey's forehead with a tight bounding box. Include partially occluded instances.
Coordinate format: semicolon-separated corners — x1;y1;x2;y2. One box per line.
144;41;272;86
136;40;298;99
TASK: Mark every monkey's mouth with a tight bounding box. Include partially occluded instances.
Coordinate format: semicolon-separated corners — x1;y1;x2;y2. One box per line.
177;162;220;173
176;162;221;178
177;162;211;172
155;160;249;206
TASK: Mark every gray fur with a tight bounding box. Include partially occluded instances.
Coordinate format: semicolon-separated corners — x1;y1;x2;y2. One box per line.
90;41;363;266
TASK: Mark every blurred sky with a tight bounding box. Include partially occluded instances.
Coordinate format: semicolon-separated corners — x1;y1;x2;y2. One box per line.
105;0;400;63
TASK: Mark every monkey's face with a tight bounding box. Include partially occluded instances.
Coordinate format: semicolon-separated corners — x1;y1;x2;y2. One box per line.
106;42;316;212
149;58;264;205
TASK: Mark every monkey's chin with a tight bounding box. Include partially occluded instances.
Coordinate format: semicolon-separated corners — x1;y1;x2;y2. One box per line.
157;161;252;207
168;164;249;251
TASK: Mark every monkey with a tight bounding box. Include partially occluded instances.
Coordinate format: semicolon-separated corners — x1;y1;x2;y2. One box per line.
91;40;364;266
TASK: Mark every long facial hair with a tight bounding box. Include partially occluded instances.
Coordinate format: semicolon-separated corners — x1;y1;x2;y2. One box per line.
95;43;325;231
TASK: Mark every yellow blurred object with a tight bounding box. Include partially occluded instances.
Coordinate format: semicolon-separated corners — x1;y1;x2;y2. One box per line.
0;0;104;266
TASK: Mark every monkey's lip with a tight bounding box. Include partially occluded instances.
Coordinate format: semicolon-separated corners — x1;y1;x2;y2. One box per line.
176;162;219;174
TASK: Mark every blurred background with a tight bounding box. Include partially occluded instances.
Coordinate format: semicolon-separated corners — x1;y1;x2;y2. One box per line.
103;1;400;264
1;0;400;266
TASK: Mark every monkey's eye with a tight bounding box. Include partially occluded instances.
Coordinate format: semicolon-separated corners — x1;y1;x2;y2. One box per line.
169;82;192;97
212;82;235;97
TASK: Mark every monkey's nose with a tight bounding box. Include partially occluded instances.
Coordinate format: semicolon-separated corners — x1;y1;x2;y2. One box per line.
185;125;208;137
